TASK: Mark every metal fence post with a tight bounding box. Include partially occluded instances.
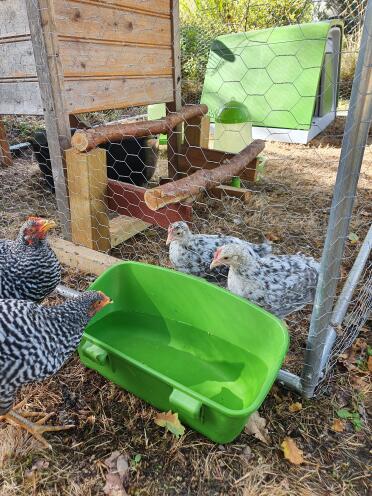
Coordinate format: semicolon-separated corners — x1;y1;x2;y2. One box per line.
301;0;372;398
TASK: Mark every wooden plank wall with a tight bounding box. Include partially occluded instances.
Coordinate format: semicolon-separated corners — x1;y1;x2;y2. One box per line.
0;0;175;114
56;0;174;112
0;0;43;114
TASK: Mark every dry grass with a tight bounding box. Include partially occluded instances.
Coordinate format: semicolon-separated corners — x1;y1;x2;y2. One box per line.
0;117;371;495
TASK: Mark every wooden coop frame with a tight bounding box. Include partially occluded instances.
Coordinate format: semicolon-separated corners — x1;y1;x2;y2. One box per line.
0;0;264;264
65;105;264;257
0;0;181;239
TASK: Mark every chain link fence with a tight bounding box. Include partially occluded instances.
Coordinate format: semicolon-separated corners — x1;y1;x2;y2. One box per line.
0;0;371;398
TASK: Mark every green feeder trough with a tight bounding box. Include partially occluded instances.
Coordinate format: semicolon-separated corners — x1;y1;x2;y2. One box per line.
79;262;288;443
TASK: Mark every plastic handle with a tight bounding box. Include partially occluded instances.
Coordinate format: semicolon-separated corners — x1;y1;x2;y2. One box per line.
169;389;202;421
81;341;107;365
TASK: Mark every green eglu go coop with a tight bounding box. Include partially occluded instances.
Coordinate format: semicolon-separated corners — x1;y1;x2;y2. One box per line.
201;21;344;144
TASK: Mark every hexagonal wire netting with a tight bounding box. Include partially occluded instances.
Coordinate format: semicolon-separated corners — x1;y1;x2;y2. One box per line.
0;0;370;397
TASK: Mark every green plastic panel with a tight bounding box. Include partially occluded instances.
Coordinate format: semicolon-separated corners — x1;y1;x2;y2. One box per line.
201;21;343;130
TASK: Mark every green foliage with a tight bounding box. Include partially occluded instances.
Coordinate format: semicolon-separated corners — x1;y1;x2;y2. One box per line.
180;0;314;99
336;408;363;431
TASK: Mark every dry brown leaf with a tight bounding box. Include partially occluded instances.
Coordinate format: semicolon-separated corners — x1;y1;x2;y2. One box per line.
331;419;345;432
289;402;302;413
266;232;281;242
103;451;129;496
368;356;372;373
154;411;185;437
281;437;304;465
245;411;270;445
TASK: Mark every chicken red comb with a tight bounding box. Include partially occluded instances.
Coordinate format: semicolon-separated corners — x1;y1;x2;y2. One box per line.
213;247;223;260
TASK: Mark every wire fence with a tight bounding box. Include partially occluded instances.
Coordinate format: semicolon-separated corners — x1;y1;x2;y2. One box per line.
0;0;371;397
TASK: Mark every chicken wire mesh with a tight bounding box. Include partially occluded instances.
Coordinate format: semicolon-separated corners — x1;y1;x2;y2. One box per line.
0;0;371;398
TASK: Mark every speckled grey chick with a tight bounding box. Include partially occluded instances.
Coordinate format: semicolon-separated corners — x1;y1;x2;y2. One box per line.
211;243;320;317
0;291;111;448
0;217;61;302
166;221;272;284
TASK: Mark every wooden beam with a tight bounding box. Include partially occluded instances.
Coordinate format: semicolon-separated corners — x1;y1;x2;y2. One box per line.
167;0;182;178
0;118;12;167
178;145;258;182
184;115;210;148
49;237;119;276
144;139;265;210
66;148;111;253
210;185;252;202
110;215;151;247
25;0;72;239
107;180;192;228
71;105;208;152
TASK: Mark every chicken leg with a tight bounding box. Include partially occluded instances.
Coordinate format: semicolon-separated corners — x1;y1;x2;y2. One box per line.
0;409;74;449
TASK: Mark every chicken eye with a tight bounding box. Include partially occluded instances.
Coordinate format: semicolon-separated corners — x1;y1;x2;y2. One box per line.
223;256;228;260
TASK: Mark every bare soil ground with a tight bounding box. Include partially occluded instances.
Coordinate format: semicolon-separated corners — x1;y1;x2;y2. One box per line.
0;117;371;495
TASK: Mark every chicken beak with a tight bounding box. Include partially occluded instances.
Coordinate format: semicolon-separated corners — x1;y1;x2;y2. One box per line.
40;219;57;233
99;292;113;308
166;227;174;246
210;255;221;270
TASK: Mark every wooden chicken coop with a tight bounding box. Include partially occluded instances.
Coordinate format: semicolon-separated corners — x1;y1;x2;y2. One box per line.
0;0;264;267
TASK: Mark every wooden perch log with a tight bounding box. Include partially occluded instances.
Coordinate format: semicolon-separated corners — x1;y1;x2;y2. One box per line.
144;139;265;211
71;104;208;152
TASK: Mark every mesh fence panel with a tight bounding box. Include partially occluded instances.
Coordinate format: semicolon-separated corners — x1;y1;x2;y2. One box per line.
0;0;371;395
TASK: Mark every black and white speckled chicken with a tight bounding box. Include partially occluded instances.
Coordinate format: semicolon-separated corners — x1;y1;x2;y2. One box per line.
166;221;272;284
211;243;320;317
0;217;61;302
0;291;111;448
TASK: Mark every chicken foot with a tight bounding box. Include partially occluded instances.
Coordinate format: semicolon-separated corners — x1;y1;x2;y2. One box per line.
0;409;74;449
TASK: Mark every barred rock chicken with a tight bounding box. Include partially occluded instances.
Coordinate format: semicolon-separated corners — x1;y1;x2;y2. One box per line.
0;291;111;448
166;221;272;284
0;217;61;302
211;244;320;317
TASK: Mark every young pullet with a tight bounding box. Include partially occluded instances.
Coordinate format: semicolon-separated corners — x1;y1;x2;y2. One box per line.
211;243;320;317
166;221;272;284
0;291;111;448
0;217;61;302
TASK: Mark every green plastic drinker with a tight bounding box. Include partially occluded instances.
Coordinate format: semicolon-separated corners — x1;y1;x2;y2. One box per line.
79;262;288;443
214;100;252;154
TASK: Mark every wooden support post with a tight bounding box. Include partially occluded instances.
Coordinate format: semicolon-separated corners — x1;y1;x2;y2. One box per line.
0;117;12;167
184;115;210;148
25;0;72;240
167;0;182;179
65;148;111;253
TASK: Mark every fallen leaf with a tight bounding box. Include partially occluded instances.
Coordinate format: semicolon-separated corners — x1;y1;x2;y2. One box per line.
289;402;302;413
104;473;128;496
245;411;270;445
331;419;345;432
368;356;372;372
266;232;281;242
103;451;129;496
348;232;359;244
281;437;304;465
154;411;185;438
